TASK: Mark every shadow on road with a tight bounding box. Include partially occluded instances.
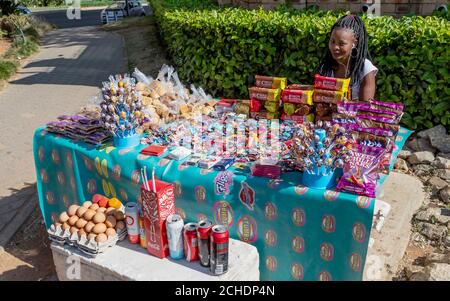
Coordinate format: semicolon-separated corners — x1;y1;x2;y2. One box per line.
8;26;125;87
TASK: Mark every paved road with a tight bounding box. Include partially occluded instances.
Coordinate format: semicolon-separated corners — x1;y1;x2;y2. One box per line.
0;14;125;249
33;9;105;29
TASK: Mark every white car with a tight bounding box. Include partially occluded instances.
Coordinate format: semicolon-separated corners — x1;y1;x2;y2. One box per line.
101;1;146;24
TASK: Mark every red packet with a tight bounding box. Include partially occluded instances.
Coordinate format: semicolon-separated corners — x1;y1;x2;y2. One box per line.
141;145;167;156
141;180;175;258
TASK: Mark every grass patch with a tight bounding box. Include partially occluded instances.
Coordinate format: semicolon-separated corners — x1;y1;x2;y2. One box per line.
0;15;53;87
0;60;19;80
101;15;169;77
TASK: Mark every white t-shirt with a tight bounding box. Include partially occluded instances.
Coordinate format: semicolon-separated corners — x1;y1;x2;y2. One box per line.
331;59;378;100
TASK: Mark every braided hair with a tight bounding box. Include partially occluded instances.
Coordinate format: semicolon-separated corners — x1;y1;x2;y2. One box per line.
317;14;370;88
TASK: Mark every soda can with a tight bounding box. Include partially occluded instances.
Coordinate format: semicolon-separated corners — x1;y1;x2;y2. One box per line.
210;225;229;275
166;214;184;259
139;215;146;249
125;202;140;244
183;222;199;262
197;219;213;267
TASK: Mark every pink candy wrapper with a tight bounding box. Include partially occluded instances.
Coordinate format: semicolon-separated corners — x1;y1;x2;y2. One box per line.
337;144;386;198
369;99;404;112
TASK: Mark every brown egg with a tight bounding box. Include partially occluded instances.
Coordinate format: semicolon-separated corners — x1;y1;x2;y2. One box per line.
105;216;117;228
96;233;108;243
93;212;106;224
76;206;88;218
83;209;96;221
93;223;107;234
82;201;93;208
106;228;116;237
67;205;79;217
115;221;125;230
87;233;97;241
68;215;79;226
76;218;88;229
70;226;79;235
96;207;107;213
89;203;100;210
105;207;116;215
78;228;87;237
59;212;70;223
84;221;95;233
62;222;70;231
114;211;125;221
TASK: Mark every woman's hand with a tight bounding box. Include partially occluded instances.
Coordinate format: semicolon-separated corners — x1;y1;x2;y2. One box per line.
358;70;376;101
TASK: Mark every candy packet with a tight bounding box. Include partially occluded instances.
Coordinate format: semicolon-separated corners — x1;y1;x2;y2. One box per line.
351;131;394;173
337;101;370;117
315;103;336;117
265;100;280;113
337;144;386;198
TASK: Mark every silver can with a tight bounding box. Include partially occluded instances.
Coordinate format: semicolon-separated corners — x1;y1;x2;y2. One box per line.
166;214;184;259
125;202;140;244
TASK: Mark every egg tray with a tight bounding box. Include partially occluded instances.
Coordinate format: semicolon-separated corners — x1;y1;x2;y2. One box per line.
47;224;128;257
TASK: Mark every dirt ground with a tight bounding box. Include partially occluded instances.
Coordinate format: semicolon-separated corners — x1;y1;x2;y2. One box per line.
0;16;168;281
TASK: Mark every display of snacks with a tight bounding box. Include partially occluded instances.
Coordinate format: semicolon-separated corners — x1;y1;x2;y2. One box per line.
314;74;350;93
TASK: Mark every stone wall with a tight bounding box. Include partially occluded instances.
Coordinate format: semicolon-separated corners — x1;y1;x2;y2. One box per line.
217;0;448;16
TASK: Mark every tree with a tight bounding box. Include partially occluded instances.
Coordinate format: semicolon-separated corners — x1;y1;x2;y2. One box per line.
0;0;19;16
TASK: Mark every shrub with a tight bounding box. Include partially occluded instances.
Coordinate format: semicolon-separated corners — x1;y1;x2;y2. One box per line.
151;0;450;130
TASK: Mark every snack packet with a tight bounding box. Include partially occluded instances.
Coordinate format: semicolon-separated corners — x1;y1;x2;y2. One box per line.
313;89;346;104
265;100;280;113
284;103;311;116
314;74;350;92
249;87;281;102
351;131;394;173
255;75;287;90
337;144;386;197
281;89;313;105
337;101;370;117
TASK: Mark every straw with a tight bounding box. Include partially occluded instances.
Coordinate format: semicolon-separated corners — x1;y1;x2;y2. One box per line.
143;166;150;191
152;166;156;193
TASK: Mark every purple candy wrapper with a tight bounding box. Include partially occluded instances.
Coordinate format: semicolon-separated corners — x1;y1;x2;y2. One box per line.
369;99;404;111
337;144;386;197
337;101;370;117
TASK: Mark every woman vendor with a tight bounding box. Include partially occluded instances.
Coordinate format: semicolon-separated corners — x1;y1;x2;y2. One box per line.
317;14;378;101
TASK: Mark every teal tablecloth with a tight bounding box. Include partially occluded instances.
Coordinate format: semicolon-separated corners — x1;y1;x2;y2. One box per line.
33;126;411;281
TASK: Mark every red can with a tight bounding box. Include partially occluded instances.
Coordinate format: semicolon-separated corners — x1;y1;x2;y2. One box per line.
183;222;199;262
210;225;229;275
197;220;213;267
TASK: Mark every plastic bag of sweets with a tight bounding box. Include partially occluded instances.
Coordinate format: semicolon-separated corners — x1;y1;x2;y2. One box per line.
369;99;404;112
351;131;394;174
249;87;281;102
337;101;370;117
314;74;350;93
356;118;400;134
281;89;314;105
337;144;386;198
255;75;287;90
313;89;346;104
357;107;401;124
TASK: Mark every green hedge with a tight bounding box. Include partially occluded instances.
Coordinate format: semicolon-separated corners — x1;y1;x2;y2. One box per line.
151;0;450;130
